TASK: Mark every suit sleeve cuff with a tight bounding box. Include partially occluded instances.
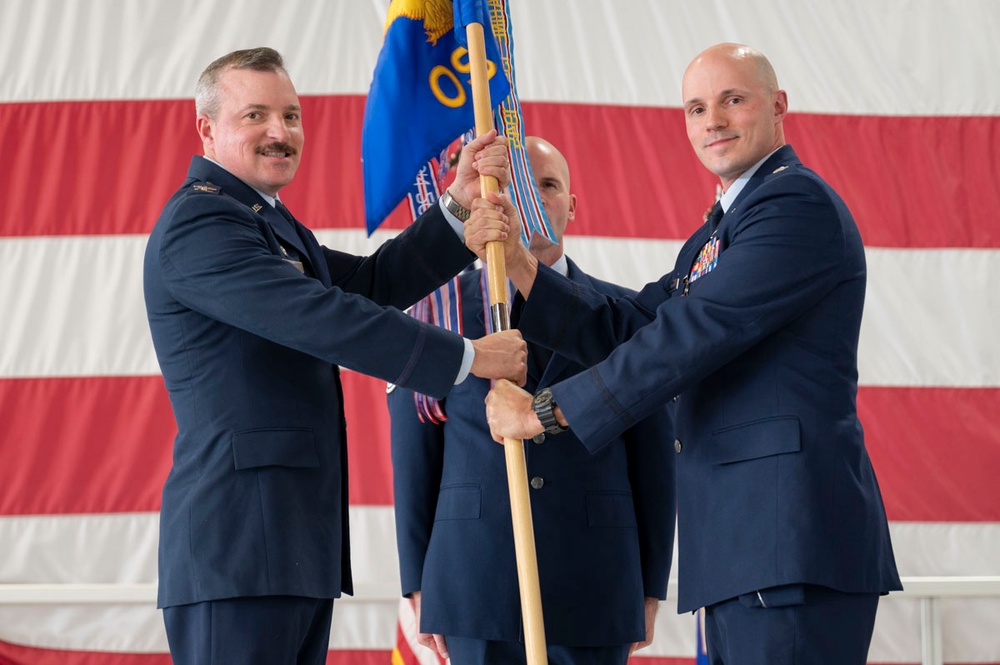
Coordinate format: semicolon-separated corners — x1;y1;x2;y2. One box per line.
454;337;474;384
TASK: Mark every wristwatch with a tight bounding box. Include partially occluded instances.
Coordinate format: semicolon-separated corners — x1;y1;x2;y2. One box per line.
531;388;568;443
440;189;471;221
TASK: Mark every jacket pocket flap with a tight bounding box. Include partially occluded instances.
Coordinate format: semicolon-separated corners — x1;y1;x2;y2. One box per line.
232;429;319;470
434;485;482;521
701;416;801;465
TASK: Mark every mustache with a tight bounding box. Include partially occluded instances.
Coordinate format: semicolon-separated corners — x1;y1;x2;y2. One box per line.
256;142;298;156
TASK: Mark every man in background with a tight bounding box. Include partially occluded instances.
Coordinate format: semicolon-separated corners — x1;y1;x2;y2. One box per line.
390;136;675;665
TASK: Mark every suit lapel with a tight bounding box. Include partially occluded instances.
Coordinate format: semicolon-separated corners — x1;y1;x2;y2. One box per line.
535;260;587;389
724;145;801;220
186;157;321;282
263;205;314;269
461;270;489;339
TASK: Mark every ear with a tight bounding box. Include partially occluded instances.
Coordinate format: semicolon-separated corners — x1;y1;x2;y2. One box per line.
196;114;215;157
773;90;789;123
567;193;578;221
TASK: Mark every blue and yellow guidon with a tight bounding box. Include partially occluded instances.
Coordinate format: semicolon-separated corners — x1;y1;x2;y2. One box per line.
384;0;453;44
384;0;498;109
362;0;511;233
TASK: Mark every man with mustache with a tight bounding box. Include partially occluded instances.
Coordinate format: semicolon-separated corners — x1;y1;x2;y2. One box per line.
143;47;526;665
473;43;901;664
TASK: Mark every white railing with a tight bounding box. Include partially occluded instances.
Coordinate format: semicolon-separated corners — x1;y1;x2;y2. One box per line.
892;577;1000;665
1;576;998;665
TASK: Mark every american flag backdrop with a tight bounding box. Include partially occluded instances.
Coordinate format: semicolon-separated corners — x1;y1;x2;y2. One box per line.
1;1;998;664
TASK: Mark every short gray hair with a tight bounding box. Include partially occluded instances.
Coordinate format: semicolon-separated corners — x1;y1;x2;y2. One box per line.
195;47;287;118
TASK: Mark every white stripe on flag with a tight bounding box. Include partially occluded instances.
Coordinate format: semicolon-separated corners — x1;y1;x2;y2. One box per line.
1;0;996;115
2;232;997;387
2;511;998;660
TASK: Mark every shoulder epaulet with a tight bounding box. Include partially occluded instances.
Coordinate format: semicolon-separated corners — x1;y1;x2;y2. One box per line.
191;182;221;194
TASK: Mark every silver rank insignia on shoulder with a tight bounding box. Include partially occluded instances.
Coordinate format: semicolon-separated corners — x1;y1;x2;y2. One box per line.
772;165;789;174
192;183;220;193
252;203;263;213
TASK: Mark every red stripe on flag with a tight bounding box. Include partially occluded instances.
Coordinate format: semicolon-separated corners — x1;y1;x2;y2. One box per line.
0;642;172;665
520;104;996;249
0;372;395;516
393;617;420;665
322;650;396;665
2;98;996;248
342;371;394;507
0;100;200;237
859;386;1000;522
0;376;174;515
1;377;997;520
2;640;992;665
0;642;401;665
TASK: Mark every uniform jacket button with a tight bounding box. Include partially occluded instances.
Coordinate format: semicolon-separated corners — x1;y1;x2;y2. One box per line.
530;476;544;489
674;438;682;453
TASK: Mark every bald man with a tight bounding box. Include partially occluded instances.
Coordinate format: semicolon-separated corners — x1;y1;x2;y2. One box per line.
389;137;676;665
476;44;902;664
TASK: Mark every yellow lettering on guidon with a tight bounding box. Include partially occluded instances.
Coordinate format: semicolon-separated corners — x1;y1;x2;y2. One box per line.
429;47;498;109
430;65;466;108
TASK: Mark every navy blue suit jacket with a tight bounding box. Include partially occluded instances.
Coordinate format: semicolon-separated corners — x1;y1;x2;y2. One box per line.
517;146;901;613
389;260;675;646
144;156;473;608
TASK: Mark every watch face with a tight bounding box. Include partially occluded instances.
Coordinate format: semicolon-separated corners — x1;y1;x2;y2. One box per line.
533;389;552;407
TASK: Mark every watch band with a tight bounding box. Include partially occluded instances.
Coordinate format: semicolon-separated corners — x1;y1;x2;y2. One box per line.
532;388;568;441
440;189;471;221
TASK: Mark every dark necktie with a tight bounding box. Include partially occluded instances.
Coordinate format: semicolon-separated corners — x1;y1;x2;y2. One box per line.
275;199;296;225
706;201;724;229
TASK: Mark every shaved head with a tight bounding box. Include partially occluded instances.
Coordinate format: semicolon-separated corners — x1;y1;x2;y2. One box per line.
681;43;787;189
525;136;576;265
685;43;779;97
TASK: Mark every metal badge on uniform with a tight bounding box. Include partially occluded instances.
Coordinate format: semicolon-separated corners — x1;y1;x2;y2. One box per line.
772;165;788;174
192;183;219;193
283;259;304;273
386;382;397;394
251;203;263;213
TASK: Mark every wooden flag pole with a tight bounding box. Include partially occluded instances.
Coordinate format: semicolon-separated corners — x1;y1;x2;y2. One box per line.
465;20;549;665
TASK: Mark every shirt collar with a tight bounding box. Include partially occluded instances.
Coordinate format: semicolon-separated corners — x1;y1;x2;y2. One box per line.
548;254;569;277
719;147;782;213
203;157;278;208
